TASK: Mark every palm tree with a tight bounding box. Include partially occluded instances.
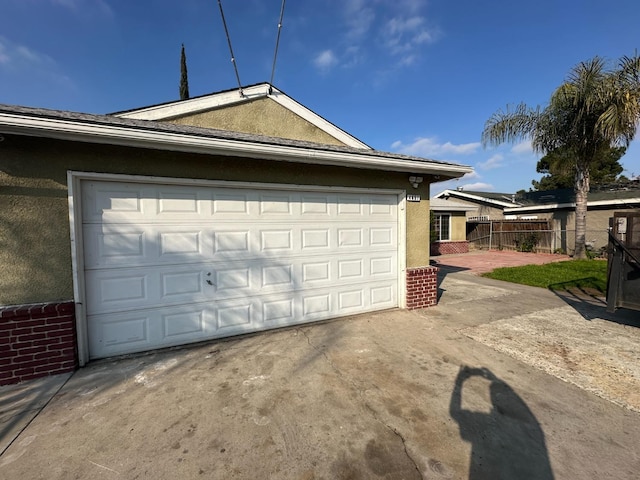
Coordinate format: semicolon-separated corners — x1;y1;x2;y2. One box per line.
482;55;640;258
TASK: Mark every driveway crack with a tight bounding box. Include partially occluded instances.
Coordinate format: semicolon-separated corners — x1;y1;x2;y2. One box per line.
297;327;423;479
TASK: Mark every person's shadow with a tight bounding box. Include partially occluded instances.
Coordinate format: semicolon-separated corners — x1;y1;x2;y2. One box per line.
450;366;555;479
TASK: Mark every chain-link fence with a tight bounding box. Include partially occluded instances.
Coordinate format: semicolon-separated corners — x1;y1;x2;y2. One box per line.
467;222;609;257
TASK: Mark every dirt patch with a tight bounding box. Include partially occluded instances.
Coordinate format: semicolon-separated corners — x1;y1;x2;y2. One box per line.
460;305;640;412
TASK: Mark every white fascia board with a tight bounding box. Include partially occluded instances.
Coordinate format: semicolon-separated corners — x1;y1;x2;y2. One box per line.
431;205;476;212
505;198;640;213
115;84;269;120
115;84;371;150
0;112;473;177
434;189;519;208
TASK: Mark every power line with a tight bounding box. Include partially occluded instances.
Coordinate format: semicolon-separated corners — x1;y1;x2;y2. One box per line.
269;0;287;90
217;0;243;96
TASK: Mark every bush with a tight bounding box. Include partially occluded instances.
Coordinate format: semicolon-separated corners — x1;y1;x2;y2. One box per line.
515;232;539;252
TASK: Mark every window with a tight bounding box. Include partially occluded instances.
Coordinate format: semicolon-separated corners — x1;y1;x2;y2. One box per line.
434;213;450;241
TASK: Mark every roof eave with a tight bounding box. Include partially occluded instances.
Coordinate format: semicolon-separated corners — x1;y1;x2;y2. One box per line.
505;198;640;213
434;189;520;208
0;112;472;178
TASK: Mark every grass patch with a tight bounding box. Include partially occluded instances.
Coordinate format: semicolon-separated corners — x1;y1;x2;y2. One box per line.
481;259;608;293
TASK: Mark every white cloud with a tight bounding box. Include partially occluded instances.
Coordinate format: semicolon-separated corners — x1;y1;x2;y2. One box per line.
511;140;533;154
0;42;9;65
392;137;481;157
478;154;504;170
344;0;376;38
343;45;363;68
0;37;55;69
460;182;495;191
0;36;72;87
384;16;436;55
313;50;338;72
331;0;438;75
51;0;114;17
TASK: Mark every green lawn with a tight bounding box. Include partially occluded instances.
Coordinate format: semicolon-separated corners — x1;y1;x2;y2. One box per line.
481;259;608;293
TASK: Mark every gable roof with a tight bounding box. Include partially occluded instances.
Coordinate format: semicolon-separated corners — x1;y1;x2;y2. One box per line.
0;103;473;178
430;197;478;212
506;185;640;213
434;186;640;214
113;83;371;150
433;189;521;208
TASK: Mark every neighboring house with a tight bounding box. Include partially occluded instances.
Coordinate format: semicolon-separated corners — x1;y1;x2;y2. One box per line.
505;185;640;253
0;83;472;385
434;184;640;254
429;197;477;255
433;189;521;221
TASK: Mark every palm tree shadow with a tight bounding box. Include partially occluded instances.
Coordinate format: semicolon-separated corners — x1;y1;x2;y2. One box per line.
450;366;555;480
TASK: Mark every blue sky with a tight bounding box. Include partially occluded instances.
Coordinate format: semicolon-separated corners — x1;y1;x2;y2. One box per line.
1;0;639;195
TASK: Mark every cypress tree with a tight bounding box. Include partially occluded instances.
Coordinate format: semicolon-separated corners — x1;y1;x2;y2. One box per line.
180;44;190;100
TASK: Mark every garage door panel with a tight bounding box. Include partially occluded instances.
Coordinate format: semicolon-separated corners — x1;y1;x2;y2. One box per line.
371;284;395;306
83;180;399;359
89;312;151;356
82;182;146;222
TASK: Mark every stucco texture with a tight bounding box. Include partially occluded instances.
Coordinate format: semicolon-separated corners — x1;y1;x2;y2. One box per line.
167;97;347;147
0;135;434;305
450;212;467;241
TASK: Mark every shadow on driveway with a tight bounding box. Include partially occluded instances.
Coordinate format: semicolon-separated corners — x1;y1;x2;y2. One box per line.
450;366;554;480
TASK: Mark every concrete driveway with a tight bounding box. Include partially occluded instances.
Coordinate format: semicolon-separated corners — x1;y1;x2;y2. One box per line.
1;270;639;479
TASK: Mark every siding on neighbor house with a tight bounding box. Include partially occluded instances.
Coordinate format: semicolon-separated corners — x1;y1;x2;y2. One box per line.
0;134;434;307
166;97;348;147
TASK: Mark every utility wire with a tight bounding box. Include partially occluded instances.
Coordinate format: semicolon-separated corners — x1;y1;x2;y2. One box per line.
217;0;243;96
269;0;287;90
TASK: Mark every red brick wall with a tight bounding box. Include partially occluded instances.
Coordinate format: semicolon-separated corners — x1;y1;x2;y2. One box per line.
430;241;469;256
0;301;77;386
406;266;439;309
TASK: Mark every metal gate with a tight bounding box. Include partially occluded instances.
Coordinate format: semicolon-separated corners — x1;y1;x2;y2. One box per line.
606;211;640;312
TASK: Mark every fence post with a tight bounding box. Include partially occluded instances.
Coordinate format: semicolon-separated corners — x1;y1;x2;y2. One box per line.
489;220;493;251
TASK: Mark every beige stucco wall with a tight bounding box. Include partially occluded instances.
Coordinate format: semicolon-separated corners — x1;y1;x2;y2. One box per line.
406;184;431;268
166;97;347;147
450;212;467;241
0;135;434;305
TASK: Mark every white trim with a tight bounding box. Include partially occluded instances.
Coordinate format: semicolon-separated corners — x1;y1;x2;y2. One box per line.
268;88;371;149
434;212;452;242
67;172;89;366
398;191;407;309
433;189;520;208
114;84;371;150
504;197;640;213
68;171;407;358
0;112;472;177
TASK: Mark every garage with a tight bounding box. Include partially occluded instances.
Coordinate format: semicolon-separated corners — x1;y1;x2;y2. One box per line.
81;178;401;359
1;95;472;383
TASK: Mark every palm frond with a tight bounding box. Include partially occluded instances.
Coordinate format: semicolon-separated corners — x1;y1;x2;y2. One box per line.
481;103;541;148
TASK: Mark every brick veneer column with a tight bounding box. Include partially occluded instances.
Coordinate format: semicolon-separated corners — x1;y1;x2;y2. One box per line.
406;266;439;309
0;301;78;386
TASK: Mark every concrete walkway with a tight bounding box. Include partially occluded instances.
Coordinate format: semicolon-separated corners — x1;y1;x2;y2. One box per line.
1;269;639;479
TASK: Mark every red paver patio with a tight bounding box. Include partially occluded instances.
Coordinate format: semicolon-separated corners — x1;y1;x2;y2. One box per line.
431;249;571;275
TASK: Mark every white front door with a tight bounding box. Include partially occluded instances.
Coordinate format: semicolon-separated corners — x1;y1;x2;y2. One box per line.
81;180;399;359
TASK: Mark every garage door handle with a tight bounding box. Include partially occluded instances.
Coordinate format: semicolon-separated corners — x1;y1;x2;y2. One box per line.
206;272;215;287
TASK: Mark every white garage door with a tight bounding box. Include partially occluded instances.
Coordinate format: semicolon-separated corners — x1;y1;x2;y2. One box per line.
82;180;399;359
